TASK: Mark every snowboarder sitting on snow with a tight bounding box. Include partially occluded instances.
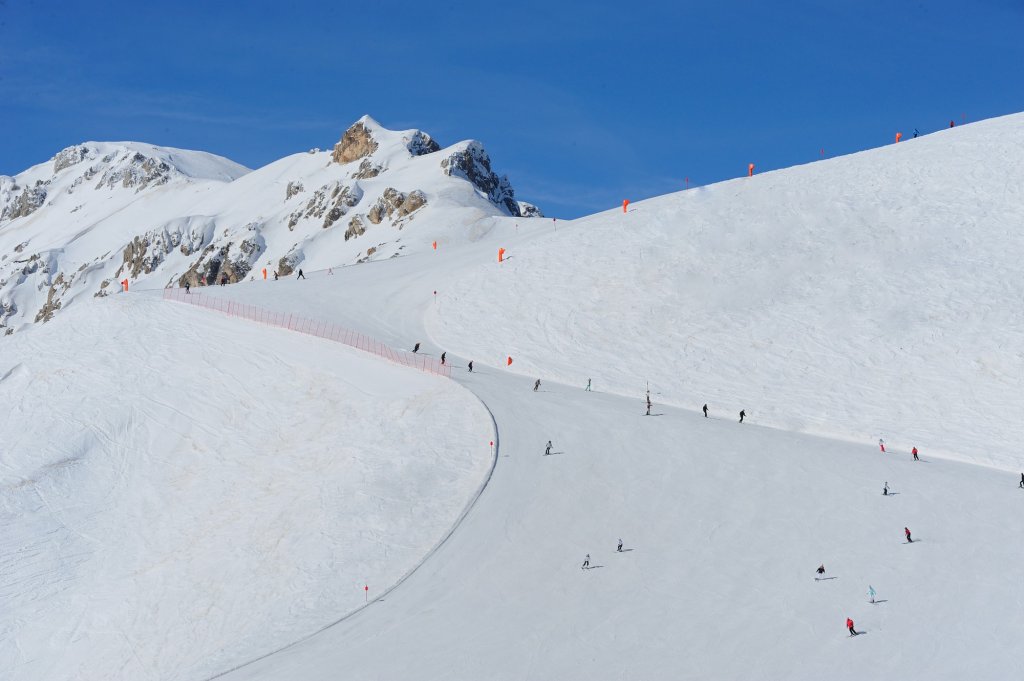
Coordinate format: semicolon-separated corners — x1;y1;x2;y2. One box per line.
847;618;858;636
905;527;913;543
545;440;552;456
816;564;826;576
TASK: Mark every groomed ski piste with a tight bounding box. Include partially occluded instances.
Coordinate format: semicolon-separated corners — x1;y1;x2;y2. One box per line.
4;113;1024;680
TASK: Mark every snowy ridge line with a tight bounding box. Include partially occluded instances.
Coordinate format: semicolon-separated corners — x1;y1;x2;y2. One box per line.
203;391;500;681
161;288;450;377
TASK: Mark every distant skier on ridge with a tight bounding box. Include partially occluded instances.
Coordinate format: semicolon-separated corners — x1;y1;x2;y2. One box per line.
912;446;919;461
468;361;474;373
440;352;446;365
534;379;541;392
905;527;913;543
739;410;746;423
879;439;886;453
702;403;708;418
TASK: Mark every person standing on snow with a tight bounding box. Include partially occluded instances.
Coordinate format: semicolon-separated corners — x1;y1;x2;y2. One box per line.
440;352;446;365
545;440;552;456
646;391;652;416
617;539;623;552
739;410;746;423
879;439;886;453
185;282;191;294
883;482;889;496
1019;472;1024;488
703;403;708;418
846;618;858;636
905;527;913;543
296;269;305;280
412;342;421;353
582;554;590;570
585;378;592;391
534;379;541;392
912;446;919;461
468;361;474;373
868;585;877;603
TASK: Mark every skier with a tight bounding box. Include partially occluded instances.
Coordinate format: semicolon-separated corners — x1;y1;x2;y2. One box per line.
703;403;708;418
868;585;876;604
296;269;305;280
1019;472;1023;488
879;439;886;453
617;538;623;552
274;271;279;280
545;440;552;456
468;361;474;373
412;342;421;353
440;352;446;365
816;564;826;576
185;282;191;294
219;275;227;286
739;409;746;423
534;379;541;392
883;482;889;496
646;391;652;416
846;617;858;636
913;128;919;138
912;446;919;461
585;378;592;391
582;554;590;570
905;527;913;543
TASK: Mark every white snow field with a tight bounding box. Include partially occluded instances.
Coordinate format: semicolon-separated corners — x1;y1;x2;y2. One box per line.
0;296;493;681
4;112;1024;681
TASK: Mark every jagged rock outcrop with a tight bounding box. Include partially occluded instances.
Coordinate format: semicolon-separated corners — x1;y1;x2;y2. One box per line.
287;182;363;230
178;238;262;287
354;159;383;179
277;251;302;277
367;188;427;225
406;130;440;156
345;216;366;241
53;145;90;173
95;152;173;192
35;274;66;323
1;184;48;221
441;142;519;215
332;121;378;164
286;181;304;200
517;201;544;218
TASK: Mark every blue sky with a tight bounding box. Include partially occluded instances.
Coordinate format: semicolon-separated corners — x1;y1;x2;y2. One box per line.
1;0;1022;218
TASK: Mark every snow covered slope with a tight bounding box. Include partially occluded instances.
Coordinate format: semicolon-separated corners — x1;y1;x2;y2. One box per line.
0;116;541;334
5;111;1024;681
429;112;1024;472
0;296;493;681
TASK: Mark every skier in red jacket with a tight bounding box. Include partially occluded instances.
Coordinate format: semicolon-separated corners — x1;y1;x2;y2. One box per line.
846;618;858;636
905;527;913;543
912;446;919;461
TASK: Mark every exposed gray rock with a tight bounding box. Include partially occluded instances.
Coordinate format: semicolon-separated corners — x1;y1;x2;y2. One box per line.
94;152;173;192
1;185;47;221
406;130;440;156
440;142;519;215
354;158;383;179
345;216;366;241
517;201;544;218
286;181;304;200
53;145;90;173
